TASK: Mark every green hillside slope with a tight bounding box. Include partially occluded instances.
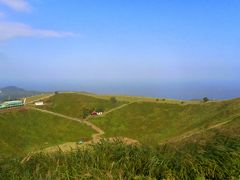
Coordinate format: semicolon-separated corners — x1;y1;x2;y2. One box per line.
0;109;95;157
39;93;125;118
92;98;240;145
1;117;239;179
0;94;240;179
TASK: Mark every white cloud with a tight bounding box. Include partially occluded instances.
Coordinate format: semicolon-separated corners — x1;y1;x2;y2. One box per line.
0;22;75;40
0;0;31;12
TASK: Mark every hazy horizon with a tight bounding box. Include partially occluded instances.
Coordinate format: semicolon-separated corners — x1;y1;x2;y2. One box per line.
1;81;239;100
1;0;239;100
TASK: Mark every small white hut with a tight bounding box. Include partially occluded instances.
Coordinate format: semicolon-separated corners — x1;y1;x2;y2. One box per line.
35;101;44;106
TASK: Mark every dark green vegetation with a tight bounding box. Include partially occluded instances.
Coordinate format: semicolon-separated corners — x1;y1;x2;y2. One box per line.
1;117;240;179
110;96;117;104
0;109;94;157
0;86;41;102
92;98;240;146
203;97;209;102
40;93;124;118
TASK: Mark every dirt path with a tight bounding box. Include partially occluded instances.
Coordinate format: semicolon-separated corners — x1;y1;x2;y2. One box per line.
82;101;139;142
30;107;83;123
82;119;105;142
36;137;139;154
160;113;240;145
31;107;104;142
102;101;138;116
26;101;140;155
31;100;139;143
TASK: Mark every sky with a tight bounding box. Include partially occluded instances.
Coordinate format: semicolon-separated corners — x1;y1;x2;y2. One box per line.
0;0;240;99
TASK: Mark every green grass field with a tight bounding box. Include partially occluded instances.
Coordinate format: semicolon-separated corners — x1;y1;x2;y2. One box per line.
0;109;95;157
91;98;240;145
0;93;240;178
39;93;125;118
1;117;239;179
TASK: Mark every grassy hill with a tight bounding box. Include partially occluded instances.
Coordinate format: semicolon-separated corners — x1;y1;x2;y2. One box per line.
0;109;95;157
91;98;240;146
0;93;239;178
1;117;239;179
39;93;125;118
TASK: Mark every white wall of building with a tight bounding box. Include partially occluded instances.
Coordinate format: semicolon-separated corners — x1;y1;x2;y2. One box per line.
35;101;44;106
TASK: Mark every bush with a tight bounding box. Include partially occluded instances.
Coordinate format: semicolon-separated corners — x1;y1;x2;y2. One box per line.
82;107;94;118
110;97;117;104
96;107;104;112
203;97;209;102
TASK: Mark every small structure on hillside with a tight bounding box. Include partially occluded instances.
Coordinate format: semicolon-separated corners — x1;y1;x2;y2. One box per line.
35;101;44;106
0;99;25;110
91;111;103;116
97;112;103;115
91;111;97;116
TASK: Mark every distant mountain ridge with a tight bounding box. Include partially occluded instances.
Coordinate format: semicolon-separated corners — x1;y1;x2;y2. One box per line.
0;86;41;102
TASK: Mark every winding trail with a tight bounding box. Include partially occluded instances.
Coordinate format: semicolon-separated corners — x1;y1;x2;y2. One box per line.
102;101;138;116
31;107;104;142
31;100;240;148
21;97;240;161
30;101;138;144
23;102;139;157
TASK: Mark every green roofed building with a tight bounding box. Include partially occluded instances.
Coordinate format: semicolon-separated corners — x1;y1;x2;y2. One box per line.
0;100;24;110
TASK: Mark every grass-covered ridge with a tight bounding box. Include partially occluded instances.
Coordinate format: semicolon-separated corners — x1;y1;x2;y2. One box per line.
92;98;240;145
1;117;240;179
0;109;95;157
40;93;125;118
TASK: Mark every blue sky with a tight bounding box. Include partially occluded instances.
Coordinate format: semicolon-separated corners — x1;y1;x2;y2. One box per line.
0;0;240;98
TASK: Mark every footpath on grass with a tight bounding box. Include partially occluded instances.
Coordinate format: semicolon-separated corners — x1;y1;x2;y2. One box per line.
102;101;139;116
29;101;140;153
30;99;240;152
31;107;103;143
21;99;240;162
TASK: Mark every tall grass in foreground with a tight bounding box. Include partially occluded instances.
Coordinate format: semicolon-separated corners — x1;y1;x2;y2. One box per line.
1;136;240;180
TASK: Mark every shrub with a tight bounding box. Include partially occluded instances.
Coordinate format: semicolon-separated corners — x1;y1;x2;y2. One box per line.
203;97;209;102
82;108;94;118
96;107;104;112
110;97;117;104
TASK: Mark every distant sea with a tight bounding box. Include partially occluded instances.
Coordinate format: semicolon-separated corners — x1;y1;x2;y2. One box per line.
1;81;240;100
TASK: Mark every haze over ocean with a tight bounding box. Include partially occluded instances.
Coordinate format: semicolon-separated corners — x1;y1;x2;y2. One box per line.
0;81;239;100
0;1;239;99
